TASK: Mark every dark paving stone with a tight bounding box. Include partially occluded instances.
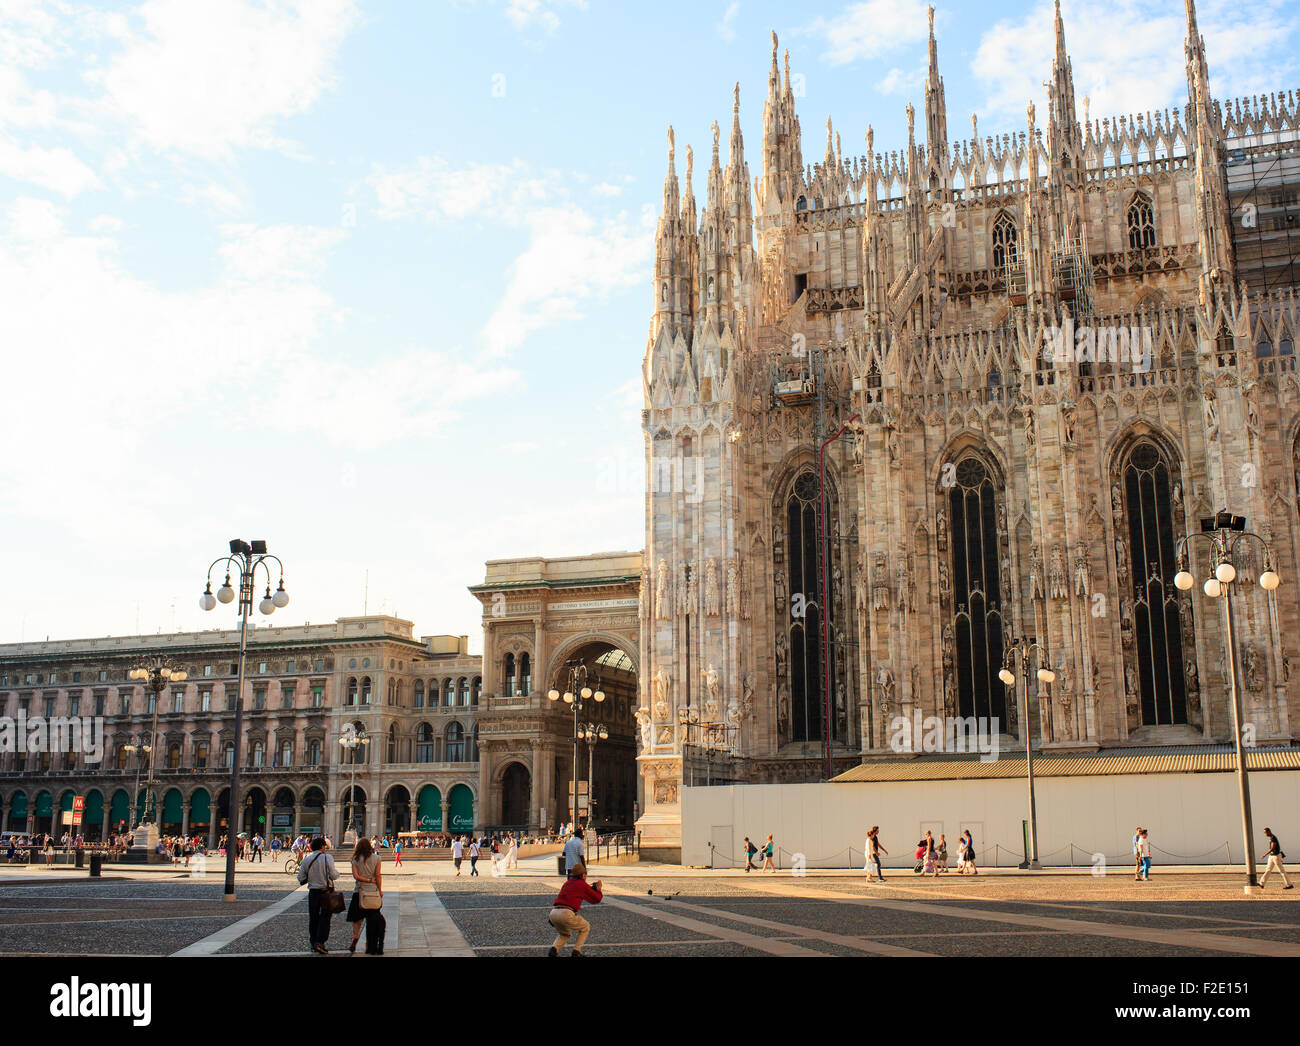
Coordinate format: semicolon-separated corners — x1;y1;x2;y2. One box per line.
479;942;771;958
0;915;248;955
446;904;718;948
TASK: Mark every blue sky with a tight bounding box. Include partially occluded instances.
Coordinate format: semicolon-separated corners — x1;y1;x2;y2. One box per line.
1;0;1296;649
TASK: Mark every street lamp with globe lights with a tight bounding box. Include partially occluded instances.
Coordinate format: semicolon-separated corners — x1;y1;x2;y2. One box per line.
547;660;604;832
579;721;609;829
998;635;1055;870
1172;511;1282;891
126;657;187;847
198;539;289;902
338;727;371;843
124;735;152;831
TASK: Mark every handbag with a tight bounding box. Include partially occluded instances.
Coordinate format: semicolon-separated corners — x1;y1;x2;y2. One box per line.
360;890;383;910
304;851;347;913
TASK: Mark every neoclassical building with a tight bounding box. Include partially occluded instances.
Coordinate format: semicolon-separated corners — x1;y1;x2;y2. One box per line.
0;617;484;843
637;1;1300;854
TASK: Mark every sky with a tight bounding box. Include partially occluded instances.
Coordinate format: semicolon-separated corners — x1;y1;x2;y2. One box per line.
0;0;1296;651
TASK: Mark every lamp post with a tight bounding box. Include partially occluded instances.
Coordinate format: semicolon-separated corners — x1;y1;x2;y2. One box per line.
1173;510;1282;891
127;656;187;840
124;735;152;831
547;660;604;831
338;727;371;844
198;539;290;902
579;721;608;828
999;635;1055;870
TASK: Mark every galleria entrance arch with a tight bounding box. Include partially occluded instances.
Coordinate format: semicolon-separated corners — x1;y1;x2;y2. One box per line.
472;553;642;832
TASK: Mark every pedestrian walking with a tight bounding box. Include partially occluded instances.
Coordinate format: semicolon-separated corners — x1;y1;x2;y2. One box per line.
743;836;758;872
451;836;465;875
563;828;586;875
1137;829;1151;881
394;839;403;868
761;834;775;872
346;837;386;955
922;830;938;877
866;827;887;882
1259;828;1293;890
960;829;978;874
299;837;340;954
505;833;519;871
469;837;480;876
547;863;603;957
1132;827;1143;881
936;833;949;873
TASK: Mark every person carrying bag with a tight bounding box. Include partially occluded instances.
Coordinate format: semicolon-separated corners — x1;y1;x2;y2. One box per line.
300;837;343;954
348;838;385;955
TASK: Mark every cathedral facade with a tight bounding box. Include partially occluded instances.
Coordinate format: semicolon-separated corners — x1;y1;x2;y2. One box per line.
637;1;1300;855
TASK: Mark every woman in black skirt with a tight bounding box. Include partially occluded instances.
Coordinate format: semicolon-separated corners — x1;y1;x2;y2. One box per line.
346;837;381;954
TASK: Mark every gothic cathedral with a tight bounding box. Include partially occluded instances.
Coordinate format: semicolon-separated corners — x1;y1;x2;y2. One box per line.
636;1;1300;853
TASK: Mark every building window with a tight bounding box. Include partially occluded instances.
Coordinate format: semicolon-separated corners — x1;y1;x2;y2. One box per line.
201;691;211;712
44;696;55;717
446;721;466;762
346;678;358;706
251;740;264;767
315;659;324;672
286;660;295;673
258;662;267;675
195;741;208;768
254;689;265;711
172;693;183;714
94;693;105;716
361;677;372;705
99;671;107;682
281;684;295;709
121;694;130;716
70;696;80;716
279;739;293;766
308;739;322;765
311;685;324;708
519;653;531;695
430;681;440;707
72;672;81;683
1127;192;1156;249
459;677;470;706
992;211;1019;270
504;653;515;697
203;665;213;677
414;680;425;708
416;723;434;763
1120;439;1191;726
146;694;155;715
223;743;235;768
780;469;839;744
167;744;181;769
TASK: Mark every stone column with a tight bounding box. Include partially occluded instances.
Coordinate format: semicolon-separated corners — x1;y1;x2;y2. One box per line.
323;801;337;842
181;802;190;839
293;803;303;837
407;802;417;835
440;799;450;836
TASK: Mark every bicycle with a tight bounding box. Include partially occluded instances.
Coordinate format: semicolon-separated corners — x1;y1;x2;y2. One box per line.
284;851;303;877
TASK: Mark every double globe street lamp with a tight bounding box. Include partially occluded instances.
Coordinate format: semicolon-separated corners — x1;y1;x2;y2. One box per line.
126;657;187;843
999;636;1055;870
199;539;289;902
1173;511;1281;891
578;721;608;829
339;727;371;844
547;661;604;831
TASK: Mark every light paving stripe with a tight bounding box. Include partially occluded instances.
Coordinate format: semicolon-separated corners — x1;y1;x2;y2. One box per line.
390;884;474;957
612;891;934;957
171;887;305;956
735;880;1300;957
599;889;828;956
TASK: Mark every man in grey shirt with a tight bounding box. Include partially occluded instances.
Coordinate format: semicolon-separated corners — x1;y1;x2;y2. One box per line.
563;828;586;874
301;837;339;953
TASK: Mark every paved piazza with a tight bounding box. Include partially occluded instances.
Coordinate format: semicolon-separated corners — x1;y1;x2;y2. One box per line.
1;858;1295;959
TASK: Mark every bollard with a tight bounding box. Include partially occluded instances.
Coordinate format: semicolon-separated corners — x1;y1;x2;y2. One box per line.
89;852;102;877
557;854;566;876
75;850;85;869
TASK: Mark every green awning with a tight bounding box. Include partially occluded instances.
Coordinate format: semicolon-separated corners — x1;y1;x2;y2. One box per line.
60;791;75;812
447;784;474;833
417;785;442;830
35;791;53;816
162;789;183;822
9;792;27;818
109;790;130;825
84;791;104;824
190;789;210;823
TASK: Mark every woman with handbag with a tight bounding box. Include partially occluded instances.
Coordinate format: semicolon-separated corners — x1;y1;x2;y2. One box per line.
348;837;385;955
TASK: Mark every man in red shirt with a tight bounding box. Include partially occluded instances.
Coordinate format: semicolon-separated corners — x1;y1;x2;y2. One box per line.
548;863;602;956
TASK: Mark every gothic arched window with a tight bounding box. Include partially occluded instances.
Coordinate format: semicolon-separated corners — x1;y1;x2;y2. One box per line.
945;456;1007;725
519;653;531;695
1127;192;1156;249
992;212;1019;270
386;725;397;763
416;723;434;763
779;469;839;744
1121;440;1191;725
503;653;515;697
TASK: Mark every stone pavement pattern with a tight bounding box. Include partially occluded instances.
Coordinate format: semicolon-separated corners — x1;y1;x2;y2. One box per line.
0;861;1294;958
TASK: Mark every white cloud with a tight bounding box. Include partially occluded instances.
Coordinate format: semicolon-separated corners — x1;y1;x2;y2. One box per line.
365;156;549;223
501;0;587;32
717;0;741;42
876;64;925;97
591;181;623;197
973;0;1299;126
86;0;359;158
218;222;345;286
0;134;99;194
799;0;931;66
480;203;654;357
